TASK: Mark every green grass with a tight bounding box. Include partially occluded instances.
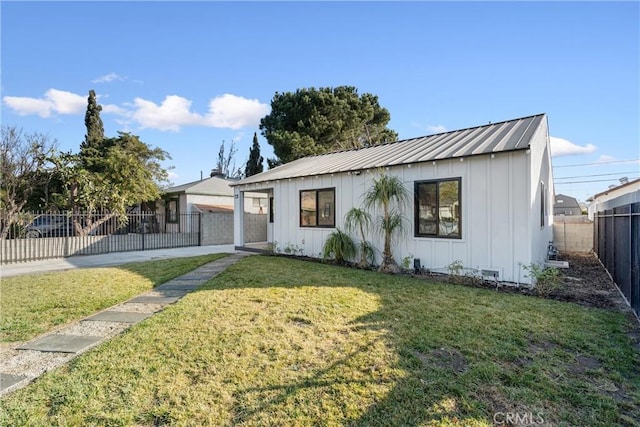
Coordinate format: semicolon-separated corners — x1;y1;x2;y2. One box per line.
0;253;228;342
1;256;639;426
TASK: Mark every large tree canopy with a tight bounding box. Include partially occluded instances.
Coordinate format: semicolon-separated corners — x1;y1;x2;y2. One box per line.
0;126;58;238
50;132;170;235
259;86;398;165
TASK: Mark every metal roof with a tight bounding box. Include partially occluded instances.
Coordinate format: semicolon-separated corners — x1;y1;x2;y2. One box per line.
233;113;546;186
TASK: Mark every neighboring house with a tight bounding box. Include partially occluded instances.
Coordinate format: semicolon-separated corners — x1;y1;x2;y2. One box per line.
156;175;267;240
159;175;235;218
231;113;555;284
587;178;640;220
587;177;640;317
553;194;582;216
159;175;267;217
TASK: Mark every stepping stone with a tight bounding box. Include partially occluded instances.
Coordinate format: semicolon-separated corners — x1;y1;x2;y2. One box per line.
156;283;201;291
85;311;151;323
1;373;28;391
17;334;102;354
173;276;208;281
127;296;180;304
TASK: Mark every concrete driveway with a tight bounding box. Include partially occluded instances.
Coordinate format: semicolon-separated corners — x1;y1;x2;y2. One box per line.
0;244;237;278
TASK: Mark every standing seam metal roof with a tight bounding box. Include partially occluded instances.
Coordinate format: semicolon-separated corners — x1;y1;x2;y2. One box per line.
233;114;545;186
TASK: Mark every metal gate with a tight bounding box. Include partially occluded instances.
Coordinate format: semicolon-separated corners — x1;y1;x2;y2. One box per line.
1;211;201;264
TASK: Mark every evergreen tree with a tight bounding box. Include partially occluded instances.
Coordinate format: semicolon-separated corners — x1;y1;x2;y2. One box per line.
260;86;398;165
79;89;105;170
244;132;264;177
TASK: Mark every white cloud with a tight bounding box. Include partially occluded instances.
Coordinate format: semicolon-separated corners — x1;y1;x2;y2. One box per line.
549;136;597;157
92;72;126;83
596;155;616;163
3;88;85;117
427;124;447;134
132;95;203;132
128;94;269;131
3;96;52;117
101;103;127;115
3;88;270;132
203;94;270;130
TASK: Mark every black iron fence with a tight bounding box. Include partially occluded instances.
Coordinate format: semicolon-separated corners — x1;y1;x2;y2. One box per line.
594;202;640;317
1;211;201;264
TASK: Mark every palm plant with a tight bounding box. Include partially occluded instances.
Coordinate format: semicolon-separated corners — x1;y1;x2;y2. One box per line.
344;207;375;269
363;172;409;273
322;228;356;265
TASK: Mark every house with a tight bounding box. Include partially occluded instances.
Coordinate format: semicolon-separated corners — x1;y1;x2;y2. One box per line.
156;174;267;244
159;175;235;219
587;177;640;220
231;114;555;284
588;178;639;316
553;194;582;216
159;174;268;217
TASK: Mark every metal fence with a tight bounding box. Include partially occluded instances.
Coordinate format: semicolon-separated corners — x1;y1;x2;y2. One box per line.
594;202;640;317
1;211;201;264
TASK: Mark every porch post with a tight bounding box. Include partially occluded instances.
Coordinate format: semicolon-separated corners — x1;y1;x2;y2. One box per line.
234;188;245;248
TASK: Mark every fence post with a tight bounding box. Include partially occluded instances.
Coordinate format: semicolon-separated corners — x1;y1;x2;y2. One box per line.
141;212;146;251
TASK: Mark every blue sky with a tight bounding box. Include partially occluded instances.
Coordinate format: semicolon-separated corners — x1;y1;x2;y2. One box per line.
2;1;638;203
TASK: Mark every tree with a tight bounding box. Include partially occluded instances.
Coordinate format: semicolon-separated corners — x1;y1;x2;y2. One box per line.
244;132;264;177
344;207;375;269
363;173;409;274
79;89;104;168
51;132;170;235
0;126;58;238
213;140;243;179
259;86;398;164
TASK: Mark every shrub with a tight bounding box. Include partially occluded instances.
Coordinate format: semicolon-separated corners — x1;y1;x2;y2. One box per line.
523;263;562;296
322;229;356;265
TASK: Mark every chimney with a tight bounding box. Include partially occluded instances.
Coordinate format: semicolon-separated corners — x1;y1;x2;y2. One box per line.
210;168;225;178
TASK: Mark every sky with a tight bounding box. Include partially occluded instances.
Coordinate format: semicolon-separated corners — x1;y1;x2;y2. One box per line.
2;1;639;203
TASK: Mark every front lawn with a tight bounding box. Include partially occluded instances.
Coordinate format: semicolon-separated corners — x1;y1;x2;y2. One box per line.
1;256;638;426
0;253;228;342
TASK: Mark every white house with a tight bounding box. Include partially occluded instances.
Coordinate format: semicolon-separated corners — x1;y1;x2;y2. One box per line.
231;114;555;284
159;175;267;217
587;178;640;220
156;175;267;243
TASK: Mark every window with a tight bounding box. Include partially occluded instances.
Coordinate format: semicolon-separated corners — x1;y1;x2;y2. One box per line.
300;188;335;227
414;178;461;238
269;197;274;223
252;197;267;207
166;197;179;223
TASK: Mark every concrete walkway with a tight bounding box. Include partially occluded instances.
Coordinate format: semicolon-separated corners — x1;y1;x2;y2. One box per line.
0;252;250;396
0;244;236;278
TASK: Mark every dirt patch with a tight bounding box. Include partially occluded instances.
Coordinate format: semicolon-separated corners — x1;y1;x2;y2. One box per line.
549;252;628;310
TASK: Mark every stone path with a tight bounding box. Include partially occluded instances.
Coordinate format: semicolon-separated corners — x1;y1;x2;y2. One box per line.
0;252;250;397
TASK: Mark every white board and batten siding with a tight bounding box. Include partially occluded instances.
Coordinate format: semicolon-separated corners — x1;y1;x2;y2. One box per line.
233;114;554;285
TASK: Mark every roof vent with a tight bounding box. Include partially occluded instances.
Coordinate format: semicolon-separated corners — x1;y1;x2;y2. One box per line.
620;176;629;184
